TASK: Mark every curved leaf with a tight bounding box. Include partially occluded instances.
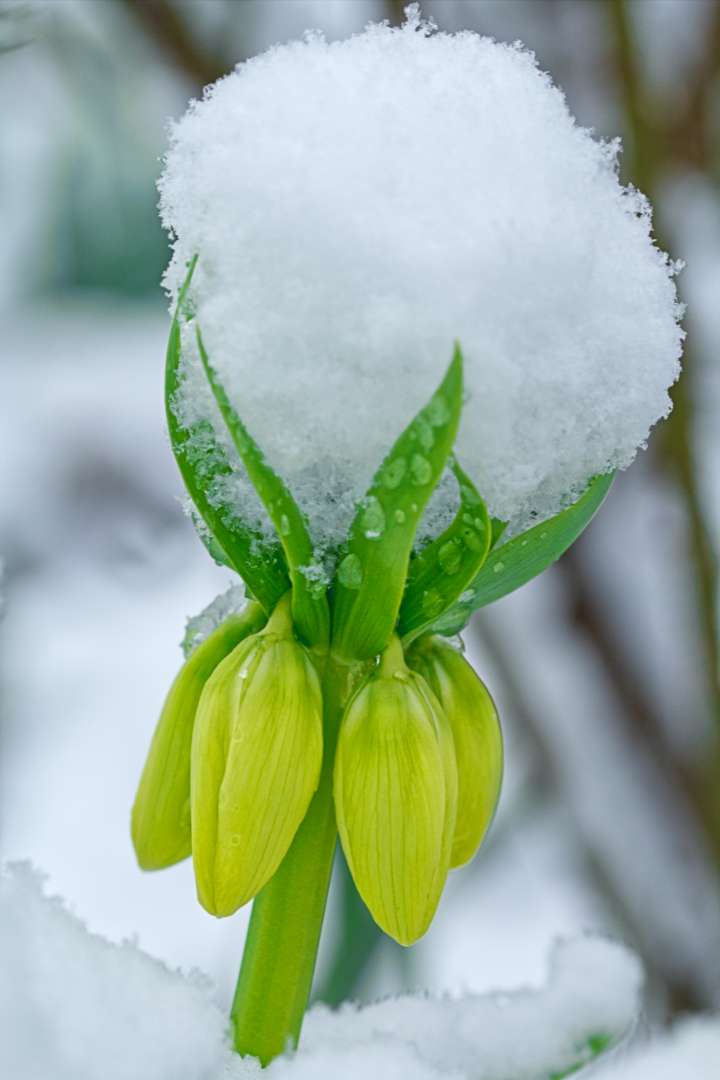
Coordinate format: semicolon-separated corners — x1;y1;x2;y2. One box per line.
398;456;490;644
331;346;464;661
430;471;615;636
197;329;330;650
166;259;289;614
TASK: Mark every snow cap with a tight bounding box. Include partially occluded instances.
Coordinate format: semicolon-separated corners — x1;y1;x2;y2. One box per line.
160;7;683;556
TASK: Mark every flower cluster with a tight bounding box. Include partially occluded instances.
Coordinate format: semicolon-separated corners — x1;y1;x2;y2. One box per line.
133;590;501;944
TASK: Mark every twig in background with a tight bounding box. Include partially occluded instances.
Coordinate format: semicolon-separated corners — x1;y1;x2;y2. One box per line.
121;0;231;87
601;0;720;856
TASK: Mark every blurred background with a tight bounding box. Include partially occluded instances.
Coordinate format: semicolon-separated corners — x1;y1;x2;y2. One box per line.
1;0;720;1034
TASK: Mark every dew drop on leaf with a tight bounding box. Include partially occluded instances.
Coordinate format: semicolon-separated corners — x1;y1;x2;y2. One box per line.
460;484;481;507
439;541;461;574
410;454;432;485
362;497;386;538
382;457;407;489
413;416;435;451
461;526;483;552
338;553;364;589
426;394;450;427
422;588;444;616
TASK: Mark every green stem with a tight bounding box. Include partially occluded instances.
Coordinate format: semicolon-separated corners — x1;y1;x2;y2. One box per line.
230;654;360;1065
312;844;384;1007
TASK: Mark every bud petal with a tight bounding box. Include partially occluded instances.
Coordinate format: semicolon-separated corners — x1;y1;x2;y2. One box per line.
334;636;456;946
131;602;266;871
191;592;323;917
408;635;502;869
419;676;458;930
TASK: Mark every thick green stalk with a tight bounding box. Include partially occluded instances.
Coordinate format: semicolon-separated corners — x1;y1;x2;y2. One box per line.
230;654;362;1065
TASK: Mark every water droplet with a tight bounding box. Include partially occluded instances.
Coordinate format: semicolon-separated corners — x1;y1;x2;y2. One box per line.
422;588;444;616
411;503;418;513
459;589;475;603
412;416;435;452
427;394;450;427
493;561;505;573
439;541;461;575
394;508;406;524
522;540;528;546
230;834;240;846
461;526;483;553
474;518;486;532
460;484;481;507
362;497;386;538
540;532;548;539
382;457;407;490
410;454;432;485
393;669;409;683
338;553;363;589
279;514;291;536
463;513;474;526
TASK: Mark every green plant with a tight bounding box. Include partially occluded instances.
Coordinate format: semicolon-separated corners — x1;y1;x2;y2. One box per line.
131;257;614;1065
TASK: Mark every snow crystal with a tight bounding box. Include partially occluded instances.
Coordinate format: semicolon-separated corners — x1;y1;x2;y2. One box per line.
183;582;247;656
1;863;644;1080
160;8;682;556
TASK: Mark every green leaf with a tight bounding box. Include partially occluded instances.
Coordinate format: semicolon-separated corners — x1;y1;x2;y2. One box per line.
430;471;615;636
548;1032;613;1079
489;517;508;549
197;328;330;650
398;456;490;644
331;346;464;661
166;259;290;616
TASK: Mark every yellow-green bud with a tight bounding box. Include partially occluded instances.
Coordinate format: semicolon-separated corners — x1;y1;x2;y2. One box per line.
191;592;323;917
407;634;502;869
131;601;266;871
333;635;457;946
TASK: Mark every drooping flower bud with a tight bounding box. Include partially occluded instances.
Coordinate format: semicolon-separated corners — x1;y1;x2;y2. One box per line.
191;591;323;917
407;634;502;869
131;600;266;871
334;634;457;946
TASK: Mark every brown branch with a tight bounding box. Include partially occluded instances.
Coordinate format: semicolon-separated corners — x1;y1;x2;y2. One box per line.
121;0;231;88
601;0;720;808
385;0;409;27
665;0;720;174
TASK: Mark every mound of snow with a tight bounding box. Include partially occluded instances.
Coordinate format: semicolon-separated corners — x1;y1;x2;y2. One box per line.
161;8;682;558
1;863;643;1080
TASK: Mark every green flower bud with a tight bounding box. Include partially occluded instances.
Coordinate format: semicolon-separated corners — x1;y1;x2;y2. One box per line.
191;592;323;917
334;635;457;946
131;601;266;871
407;634;502;869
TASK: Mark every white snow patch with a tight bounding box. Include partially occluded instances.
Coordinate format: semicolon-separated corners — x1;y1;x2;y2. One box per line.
183;583;248;657
1;863;642;1080
594;1016;720;1079
160;8;682;557
0;863;246;1080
